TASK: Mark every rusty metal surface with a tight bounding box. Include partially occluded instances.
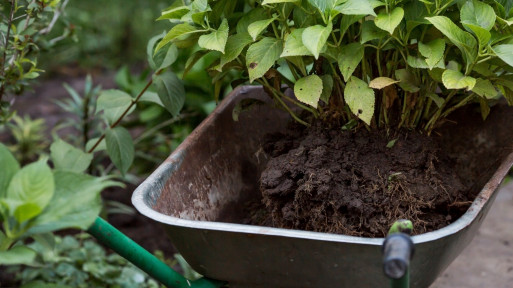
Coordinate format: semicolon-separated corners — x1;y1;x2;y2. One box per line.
132;86;513;288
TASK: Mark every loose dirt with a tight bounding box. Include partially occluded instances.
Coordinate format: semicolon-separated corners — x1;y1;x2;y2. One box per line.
251;105;513;237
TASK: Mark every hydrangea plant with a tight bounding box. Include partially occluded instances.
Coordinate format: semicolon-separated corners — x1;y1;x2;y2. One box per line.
155;0;513;133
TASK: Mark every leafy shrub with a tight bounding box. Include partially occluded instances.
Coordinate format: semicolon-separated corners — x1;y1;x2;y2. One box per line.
156;0;513;133
0;0;70;121
0;142;119;265
8;234;163;288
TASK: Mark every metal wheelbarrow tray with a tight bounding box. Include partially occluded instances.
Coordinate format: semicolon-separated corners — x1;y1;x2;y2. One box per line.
132;86;513;288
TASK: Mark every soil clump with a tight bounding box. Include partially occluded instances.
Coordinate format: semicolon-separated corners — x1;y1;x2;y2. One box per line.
254;121;476;237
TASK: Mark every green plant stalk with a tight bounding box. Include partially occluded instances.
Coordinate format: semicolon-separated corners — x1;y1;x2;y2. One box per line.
87;217;225;288
258;79;309;126
0;237;15;251
425;89;458;132
0;0;16;101
87;70;160;153
440;93;476;119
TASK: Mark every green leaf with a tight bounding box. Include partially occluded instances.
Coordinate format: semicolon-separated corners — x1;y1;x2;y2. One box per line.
50;139;93;173
419;39;445;69
14;202;42;223
320;74;334;103
147;33;178;71
294;75;323;108
7;159;54;211
153;71;186;116
246;37;283;82
156;23;203;53
479;97;491;120
105;127;134;176
248;18;276;41
407;56;429;69
335;0;376;16
302;23;332;59
395;69;420;92
0;143;19;198
293;5;316;28
340;15;364;38
427;93;444;108
374;7;404;34
338;42;364;82
344;76;375;125
307;0;337;13
442;69;476;90
236;8;267;35
492;44;513;67
369;77;399;89
281;28;312;57
21;281;73;288
27;171;120;235
96;90;134;125
198;19;229;53
139;91;164;107
157;6;189;21
460;0;496;31
360;20;387;43
463;23;491;48
472;78;498;99
85;138;106;153
0;246;36;265
214;33;253;71
262;0;300;4
426;16;477;65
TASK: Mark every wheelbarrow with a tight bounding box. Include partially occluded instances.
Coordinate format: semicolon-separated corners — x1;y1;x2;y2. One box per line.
87;217;414;288
127;86;513;287
90;87;513;287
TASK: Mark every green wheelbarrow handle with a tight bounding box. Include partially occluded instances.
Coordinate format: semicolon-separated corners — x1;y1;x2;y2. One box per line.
87;217;225;288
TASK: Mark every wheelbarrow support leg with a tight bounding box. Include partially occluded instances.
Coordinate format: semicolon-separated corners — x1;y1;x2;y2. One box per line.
87;217;225;288
382;219;414;288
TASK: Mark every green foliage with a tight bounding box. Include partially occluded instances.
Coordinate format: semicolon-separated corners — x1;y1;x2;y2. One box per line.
156;0;513;133
6;115;48;163
0;0;70;122
0;143;119;263
8;234;164;287
37;0;172;70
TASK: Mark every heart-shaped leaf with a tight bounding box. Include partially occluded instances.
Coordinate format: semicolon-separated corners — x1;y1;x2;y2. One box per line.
442;69;476;90
294;75;323;108
198;19;229;53
246;37;283;82
338;42;364;82
302;22;332;59
344;76;375;125
374;7;404;34
105;127;134;176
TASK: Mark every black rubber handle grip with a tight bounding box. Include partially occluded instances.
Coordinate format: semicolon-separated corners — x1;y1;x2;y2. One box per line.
382;233;414;279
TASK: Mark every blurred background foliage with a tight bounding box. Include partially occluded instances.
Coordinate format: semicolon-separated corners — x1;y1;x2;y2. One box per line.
39;0;170;70
30;0;232;179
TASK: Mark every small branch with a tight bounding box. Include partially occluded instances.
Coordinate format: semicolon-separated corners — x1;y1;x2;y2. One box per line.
87;72;158;153
0;0;16;101
39;0;69;35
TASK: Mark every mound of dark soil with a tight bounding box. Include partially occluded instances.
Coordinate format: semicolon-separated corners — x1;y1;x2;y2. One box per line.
253;105;513;237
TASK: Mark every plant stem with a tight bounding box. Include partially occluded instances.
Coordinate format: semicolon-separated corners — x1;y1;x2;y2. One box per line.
0;0;16;102
133;113;193;145
87;72;159;153
440;93;475;119
258;79;309;126
425;89;458;132
0;236;14;251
